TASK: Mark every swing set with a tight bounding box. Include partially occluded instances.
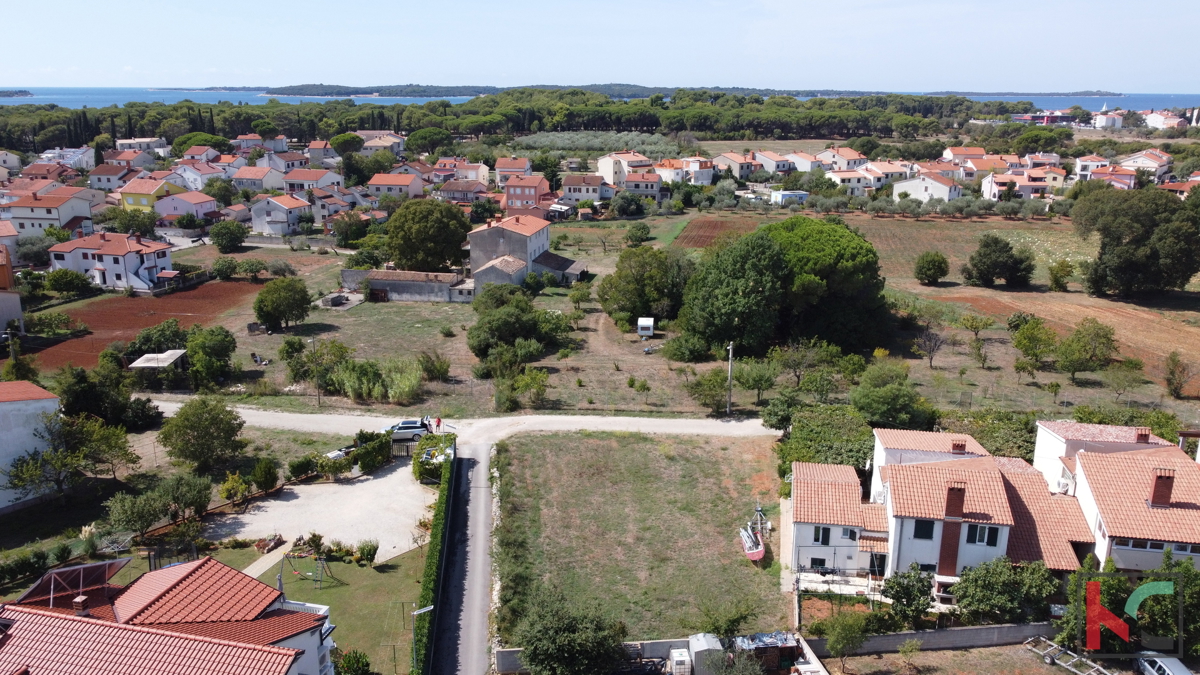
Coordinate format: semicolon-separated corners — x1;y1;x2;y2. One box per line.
275;553;346;591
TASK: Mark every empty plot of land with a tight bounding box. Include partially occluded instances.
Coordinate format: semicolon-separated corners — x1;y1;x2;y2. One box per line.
672;217;761;248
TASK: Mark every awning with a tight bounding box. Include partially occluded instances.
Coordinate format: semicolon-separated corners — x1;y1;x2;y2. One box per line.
858;535;889;554
156;270;180;278
128;349;187;369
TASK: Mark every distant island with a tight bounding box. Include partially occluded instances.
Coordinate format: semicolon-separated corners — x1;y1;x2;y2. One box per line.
153;86;268;92
262;83;895;99
925;90;1123;97
0;90;33;98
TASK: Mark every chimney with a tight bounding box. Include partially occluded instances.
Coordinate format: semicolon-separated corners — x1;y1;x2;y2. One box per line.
951;437;968;455
32;193;39;201
100;232;107;241
1150;468;1175;507
938;481;967;576
134;234;142;245
1135;427;1151;444
72;595;89;617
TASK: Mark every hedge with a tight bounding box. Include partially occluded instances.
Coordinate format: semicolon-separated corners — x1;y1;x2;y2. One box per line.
413;455;455;673
413;433;457;482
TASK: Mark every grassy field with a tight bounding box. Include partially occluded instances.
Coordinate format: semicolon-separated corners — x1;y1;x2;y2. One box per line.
699;139;834;156
257;548;426;675
839;644;1077;675
495;431;789;642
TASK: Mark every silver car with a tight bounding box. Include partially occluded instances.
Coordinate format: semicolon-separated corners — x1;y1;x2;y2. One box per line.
1138;654;1193;675
381;418;429;442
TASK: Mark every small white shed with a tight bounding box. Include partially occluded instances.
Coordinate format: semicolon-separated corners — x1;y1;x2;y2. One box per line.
637;317;654;337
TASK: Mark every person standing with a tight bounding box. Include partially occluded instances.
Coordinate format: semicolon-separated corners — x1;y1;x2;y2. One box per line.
435;417;442;433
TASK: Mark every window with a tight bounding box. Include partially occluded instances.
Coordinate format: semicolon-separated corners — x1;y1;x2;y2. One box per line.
53;253;65;261
157;251;166;259
918;564;937;573
841;528;858;541
810;558;826;569
115;274;122;281
18;223;24;229
913;520;934;540
812;526;830;546
966;524;999;547
112;257;120;264
45;208;52;215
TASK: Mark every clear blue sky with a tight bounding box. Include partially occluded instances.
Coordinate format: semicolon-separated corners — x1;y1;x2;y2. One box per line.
7;0;1199;93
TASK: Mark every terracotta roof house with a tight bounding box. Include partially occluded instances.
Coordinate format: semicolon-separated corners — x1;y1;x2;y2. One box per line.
89;163;145;191
469;215;585;287
183;146;219;162
367;172;425;199
283;169;343;193
1119;148;1173;182
816;146;867;171
0;556;335;675
1090;165;1138;190
251;194;312;235
891;172;962;204
561;175;616;204
789;462;890;575
433;179;489;203
49;231;172;292
233;165;285;192
103;149;157;168
20;163;77;182
597;151;654;185
942;146;986;162
869;430;989;503
495;156;533;186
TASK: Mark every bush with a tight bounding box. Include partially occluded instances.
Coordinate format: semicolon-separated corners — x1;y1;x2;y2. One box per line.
413;459;455;665
961;234;1035;288
249;457;279;492
417;350;452;382
209;221;247;253
44;269;93;295
211;256;238;280
913;251;949;286
1048;259;1074;292
439;325;455;338
287;454;318;480
267;259;297;277
51;541;74;566
357;539;379;566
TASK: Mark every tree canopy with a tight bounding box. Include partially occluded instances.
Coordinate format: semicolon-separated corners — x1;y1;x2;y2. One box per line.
596;246;693;321
385;199;471;272
253;277;311;330
328;132;364;156
158;396;246;473
209;221;247;253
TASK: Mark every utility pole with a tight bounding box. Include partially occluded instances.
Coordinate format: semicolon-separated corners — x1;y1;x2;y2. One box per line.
726;342;734;415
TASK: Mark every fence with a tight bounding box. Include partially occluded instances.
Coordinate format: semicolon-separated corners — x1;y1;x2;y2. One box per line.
804;622;1051;657
244;234;337;247
148;270;210;296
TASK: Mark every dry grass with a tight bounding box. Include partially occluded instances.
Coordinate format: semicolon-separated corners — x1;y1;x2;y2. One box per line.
699;139;835;156
497;431;790;641
838;644;1082;675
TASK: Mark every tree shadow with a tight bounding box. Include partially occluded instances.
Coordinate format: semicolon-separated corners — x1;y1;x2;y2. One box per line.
1106;289;1200;312
287;323;341;337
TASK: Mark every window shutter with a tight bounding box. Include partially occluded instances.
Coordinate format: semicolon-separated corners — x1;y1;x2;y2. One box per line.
848;529;857;542
821;527;830;546
967;524;978;543
986;527;999;547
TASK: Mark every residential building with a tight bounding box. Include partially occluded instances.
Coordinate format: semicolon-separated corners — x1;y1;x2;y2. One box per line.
116;178;189;211
0;220;18;261
307;140;336;163
982;172;1050;200
232;166;285;192
174;162;226;191
283;169;343;193
561;175;615;205
495;156;534;186
0;555;336;675
7;192;93;235
49;231;172;291
597;151;653;186
106;149;159;167
823;170;868;196
1161;180;1200;199
256;152;309;173
38;147;96;170
652;158;687;183
914;161;962;180
470;215;585;287
434;180;489;203
88;164;146;191
367;173;425;199
790;462;889;575
361;133;406;157
816;146;867;171
1090;165;1138;190
711;152;760;180
891;173;961;203
862;161;912;186
753;151;796;175
154;191;219;222
392;161;435;182
869;430;991;502
0;381;60;510
784;152;824;172
0;150;23;172
1119;148;1173;182
770;190;809;205
503;175;553;216
1093;113;1123;129
116;137;167;152
942;146;986;163
681;156;715;185
1031;421;1173;495
251;195;312;235
147;170;189;190
1146;112;1188;130
21;163;77;183
1022;152;1061;169
0;179;63;212
183;146;220;162
0;248;21;333
233;134;287;152
52;185;105;212
622;172;664;204
1074;155;1110;182
221;203;251;223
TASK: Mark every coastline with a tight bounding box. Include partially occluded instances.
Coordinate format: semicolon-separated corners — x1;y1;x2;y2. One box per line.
256;92;381;99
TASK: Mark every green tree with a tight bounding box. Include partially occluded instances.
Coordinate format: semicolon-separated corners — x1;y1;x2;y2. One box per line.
609;190;645;218
773;405;874;472
1101;361;1144;400
596;247;693;320
236;257;267;281
958;314;995;340
954;557;1057;625
515;595;628;675
250;457;279;492
336;649;372;675
108;208;159;238
155;473;213;522
825;611;868;673
104;491;167;541
218;471;251;509
1012;318;1058;365
2;413;89;503
385;199;471;271
683;594;759;640
469;198;499;223
158;396;246;473
567;281;592;310
1;339;40;383
1073;187;1200;296
328;132;364;156
733;359;781;404
850;359;935;429
406;127;452;155
170;132;231;157
44;269;92;295
16;236;55;266
685;367;729;413
679;232;787;354
1164;351;1194;399
913;250;949;285
186;325;237;389
882;563;933;629
1054;317;1116;383
253;277;311;330
623;221;650;247
251;119;279;141
211;256;238;279
202;177;236;207
209;221;247;253
961;234;1034;288
1047;259;1074;292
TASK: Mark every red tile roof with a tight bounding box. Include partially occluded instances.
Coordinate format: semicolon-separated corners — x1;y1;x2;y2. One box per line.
475;255;528;275
0;606;298;675
0;381;58;403
791;462;863;528
625;172;661;183
119;557;280;625
171;191;217;205
469;215;549;237
367;270;459;283
495;157;531;171
885;459;1013;525
995;457;1092;571
874;429;989;456
5;194;77;209
270;195;310;210
284;169;334;182
368;173;418;186
562;175;606;187
90;164;136;177
160;608;324;645
1078;446;1200;543
183;146;213;156
118;179;172;195
1077;155;1108;163
234;166;276;180
49;232;171;256
308;140;331;149
0;220;17;238
1037;421;1171;445
946;146;985;155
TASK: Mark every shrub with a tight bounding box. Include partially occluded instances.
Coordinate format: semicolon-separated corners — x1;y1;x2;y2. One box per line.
357;539;379;566
211;256;238;280
249;457;279;492
913;251;949;286
51;541;74;566
1048;259;1074;292
417;350;452;382
287;454;318;480
209;221;247;253
44;269;93;295
267;259;297;277
661;333;712;362
236;257;267;281
439;325;455;338
413;459;455;664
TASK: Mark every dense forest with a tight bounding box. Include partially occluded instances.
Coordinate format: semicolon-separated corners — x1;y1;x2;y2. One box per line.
0;88;1038;153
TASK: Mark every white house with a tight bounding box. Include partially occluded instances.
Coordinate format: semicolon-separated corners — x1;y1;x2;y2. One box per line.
116;137;167;153
597;151;653;186
711;152;760;179
1093;113;1123;129
174;162;226;191
790;463;889;576
233;134;288;152
49;231;172;291
182;146;220;162
942;146;986;163
680;157;714;185
623;172;664;204
154;191;219;221
283;169;343;193
1031;420;1173;496
256;152;309;173
1074;155;1109;182
1119;148;1173;182
361;134;406;157
869;429;990;502
652;159;687;184
495;156;534;187
770;190;809;205
981;172;1048;200
1147;112;1188;130
784;152;824;172
561;175;615;204
816;146;867;171
104;149;157;168
6;192;93;235
232;166;286;192
38;147;95;170
0;382;61;512
0;151;23;172
366;173;426;199
891;173;961;203
88;164;145;191
251;194;311;235
827;170;871;197
753;151;796;175
307;140;337;163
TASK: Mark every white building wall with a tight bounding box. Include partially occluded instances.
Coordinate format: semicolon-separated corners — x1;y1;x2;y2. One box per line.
792;522;864;571
889;517;943;575
0;397;61;506
870;441;978;503
954;525;1009;574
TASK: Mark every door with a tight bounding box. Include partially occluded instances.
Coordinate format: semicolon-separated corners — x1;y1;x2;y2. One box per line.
869;554;887;577
99;271;106;286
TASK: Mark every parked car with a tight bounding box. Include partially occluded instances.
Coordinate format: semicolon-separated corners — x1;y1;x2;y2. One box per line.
380;417;430;442
1138;654;1193;675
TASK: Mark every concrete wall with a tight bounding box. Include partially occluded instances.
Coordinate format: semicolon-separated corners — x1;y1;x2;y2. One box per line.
372;279;451;302
805;622;1050;657
498;639;692;673
474;265;525;289
0;397;61;506
470;226;532;270
340;269;370;290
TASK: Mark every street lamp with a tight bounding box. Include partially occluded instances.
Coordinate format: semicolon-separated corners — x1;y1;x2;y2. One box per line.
726;342;734;415
411;605;433;672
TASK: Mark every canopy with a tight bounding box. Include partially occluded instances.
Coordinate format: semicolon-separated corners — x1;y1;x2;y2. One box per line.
128;349;187;369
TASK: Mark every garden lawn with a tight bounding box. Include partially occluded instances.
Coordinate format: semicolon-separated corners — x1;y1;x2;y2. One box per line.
496;431;788;641
257;548;426;675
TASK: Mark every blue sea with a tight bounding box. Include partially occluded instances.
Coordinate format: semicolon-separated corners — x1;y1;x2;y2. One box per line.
0;87;472;108
1;87;1197;112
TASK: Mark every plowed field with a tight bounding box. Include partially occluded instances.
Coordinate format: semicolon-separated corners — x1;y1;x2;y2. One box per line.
672;218;760;248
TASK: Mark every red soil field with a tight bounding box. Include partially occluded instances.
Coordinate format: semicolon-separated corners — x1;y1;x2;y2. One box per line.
672;218;760;248
26;281;259;370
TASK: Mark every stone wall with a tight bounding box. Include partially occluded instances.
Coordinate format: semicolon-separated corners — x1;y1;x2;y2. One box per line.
805;622;1049;657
